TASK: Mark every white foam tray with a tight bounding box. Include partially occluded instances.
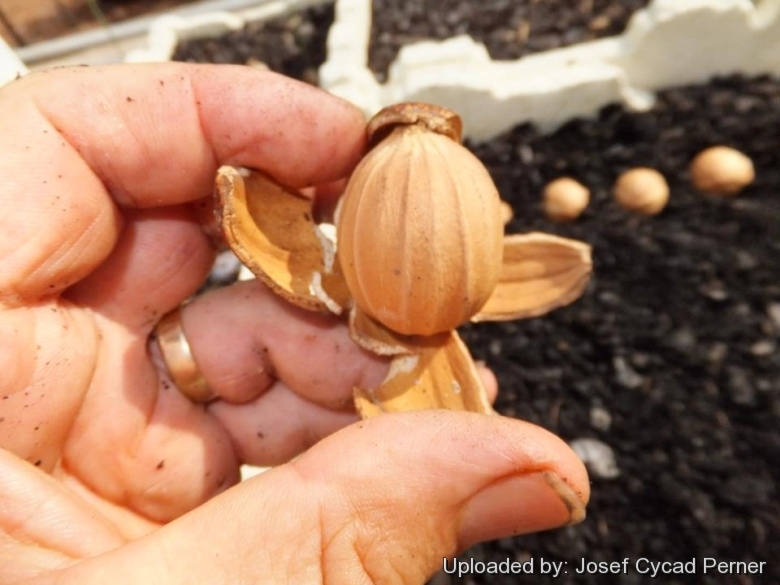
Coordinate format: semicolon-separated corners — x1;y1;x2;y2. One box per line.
4;0;778;141
321;0;780;140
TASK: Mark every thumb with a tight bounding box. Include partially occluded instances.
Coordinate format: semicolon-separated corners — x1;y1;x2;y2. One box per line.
292;412;590;582
57;412;588;583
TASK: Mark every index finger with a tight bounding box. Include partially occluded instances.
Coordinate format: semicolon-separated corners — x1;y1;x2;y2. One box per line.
0;63;366;304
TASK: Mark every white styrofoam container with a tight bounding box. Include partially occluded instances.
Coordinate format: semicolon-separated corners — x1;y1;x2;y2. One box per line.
7;0;778;141
320;0;780;140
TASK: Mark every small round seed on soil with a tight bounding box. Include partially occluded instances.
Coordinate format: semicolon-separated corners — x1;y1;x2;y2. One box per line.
690;145;755;196
543;177;590;222
613;167;669;216
500;200;514;224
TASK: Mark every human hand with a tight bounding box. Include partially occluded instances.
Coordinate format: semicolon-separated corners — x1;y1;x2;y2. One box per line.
0;63;588;583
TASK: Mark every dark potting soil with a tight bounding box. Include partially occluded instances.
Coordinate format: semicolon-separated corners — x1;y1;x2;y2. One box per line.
369;0;651;82
449;74;780;585
171;3;334;85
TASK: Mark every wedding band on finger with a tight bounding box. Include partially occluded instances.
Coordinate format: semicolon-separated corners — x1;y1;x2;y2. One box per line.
154;306;214;403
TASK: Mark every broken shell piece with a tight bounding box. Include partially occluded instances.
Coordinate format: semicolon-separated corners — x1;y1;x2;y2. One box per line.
367;101;463;144
348;306;418;356
216;166;351;313
473;233;592;322
354;330;494;418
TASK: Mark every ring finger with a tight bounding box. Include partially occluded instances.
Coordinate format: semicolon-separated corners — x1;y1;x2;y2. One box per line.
175;279;502;465
178;278;390;409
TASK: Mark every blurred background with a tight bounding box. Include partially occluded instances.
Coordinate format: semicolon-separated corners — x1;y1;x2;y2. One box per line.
0;0;195;46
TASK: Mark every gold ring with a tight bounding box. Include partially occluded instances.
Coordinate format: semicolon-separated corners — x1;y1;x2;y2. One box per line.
155;306;214;403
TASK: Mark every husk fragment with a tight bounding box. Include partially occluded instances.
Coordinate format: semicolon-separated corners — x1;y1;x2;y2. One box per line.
215;166;350;313
348;307;419;356
473;232;592;322
354;330;494;418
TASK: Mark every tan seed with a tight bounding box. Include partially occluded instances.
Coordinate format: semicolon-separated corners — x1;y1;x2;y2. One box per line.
543;177;590;222
337;103;504;336
690;145;755;196
613;167;669;216
500;200;514;225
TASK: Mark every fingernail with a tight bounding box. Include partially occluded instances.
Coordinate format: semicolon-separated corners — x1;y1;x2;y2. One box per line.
458;471;586;548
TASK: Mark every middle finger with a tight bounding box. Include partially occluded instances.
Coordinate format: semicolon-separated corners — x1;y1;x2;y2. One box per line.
177;279;389;408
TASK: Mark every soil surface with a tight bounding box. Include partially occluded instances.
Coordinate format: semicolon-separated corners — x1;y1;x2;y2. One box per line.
453;74;780;585
172;3;334;85
368;0;650;82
